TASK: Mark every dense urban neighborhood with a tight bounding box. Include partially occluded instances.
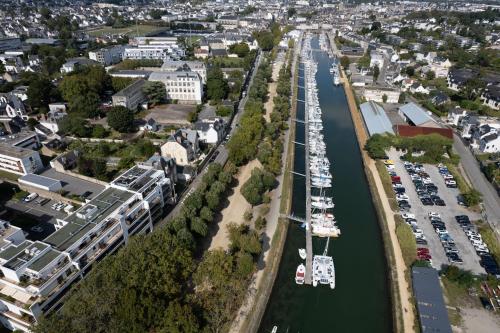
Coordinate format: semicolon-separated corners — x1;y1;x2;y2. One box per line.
0;1;497;333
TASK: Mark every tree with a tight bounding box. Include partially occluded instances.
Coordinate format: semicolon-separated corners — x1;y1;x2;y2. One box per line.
69;93;101;118
143;81;166;105
107;106;135;133
382;94;388;103
229;42;250;58
255;31;274;51
463;189;481;206
206;67;228;101
27;76;54;110
159;300;200;333
426;70;436;81
463;78;485;100
405;66;415;77
398;92;406;104
287;7;296;18
0;62;5;75
58;115;90;137
92;124;107;138
340;56;350;69
373;66;380;81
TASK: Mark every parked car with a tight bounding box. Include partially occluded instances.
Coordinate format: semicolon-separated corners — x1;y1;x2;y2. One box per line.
23;193;38;203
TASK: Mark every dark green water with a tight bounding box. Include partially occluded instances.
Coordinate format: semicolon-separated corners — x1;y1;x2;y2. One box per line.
258;37;392;333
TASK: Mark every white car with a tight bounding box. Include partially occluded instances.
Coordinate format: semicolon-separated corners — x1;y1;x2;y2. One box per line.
422;178;433;184
444;174;454;180
23;193;38;202
396;194;409;200
401;213;415;219
436;229;449;235
428;212;441;218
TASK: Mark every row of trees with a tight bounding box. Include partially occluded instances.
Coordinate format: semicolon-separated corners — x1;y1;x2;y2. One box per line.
227;59;272;165
365;133;454;164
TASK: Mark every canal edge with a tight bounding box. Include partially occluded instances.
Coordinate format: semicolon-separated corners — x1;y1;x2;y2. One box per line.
339;67;410;333
238;39;301;333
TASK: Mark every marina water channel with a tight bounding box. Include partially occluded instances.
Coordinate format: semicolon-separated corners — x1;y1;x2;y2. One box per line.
258;36;392;333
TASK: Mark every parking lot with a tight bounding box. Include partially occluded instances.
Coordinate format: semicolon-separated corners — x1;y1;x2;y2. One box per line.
4;195;71;241
387;150;485;274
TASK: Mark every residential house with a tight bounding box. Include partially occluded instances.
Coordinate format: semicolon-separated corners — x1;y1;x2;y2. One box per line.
410;83;430;95
194;118;225;144
369;52;385;69
447;107;467;126
60;58;99;74
430;92;450;106
0;93;27;121
447;68;477;91
160;129;199;166
481;84;500;110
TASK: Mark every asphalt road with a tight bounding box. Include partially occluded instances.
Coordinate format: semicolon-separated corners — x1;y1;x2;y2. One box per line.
155;51;262;229
453;134;500;232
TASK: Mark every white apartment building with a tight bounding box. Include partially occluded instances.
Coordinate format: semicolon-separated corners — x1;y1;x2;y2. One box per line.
88;45;125;66
148;71;203;104
0;165;175;332
123;44;185;62
362;87;401;104
160;61;207;84
0;145;43;175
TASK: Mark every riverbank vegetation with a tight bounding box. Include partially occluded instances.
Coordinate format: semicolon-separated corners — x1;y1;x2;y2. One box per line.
394;215;417;267
365;133;456;165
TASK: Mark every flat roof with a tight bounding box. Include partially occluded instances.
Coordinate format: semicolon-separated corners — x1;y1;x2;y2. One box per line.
412;267;452;333
4;242;49;271
360;101;395;136
0;143;35;159
0;241;30;262
19;173;62;188
26;248;61;273
399;102;434;126
44;187;133;251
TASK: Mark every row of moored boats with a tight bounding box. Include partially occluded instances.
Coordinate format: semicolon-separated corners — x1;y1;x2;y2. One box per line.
295;34;336;290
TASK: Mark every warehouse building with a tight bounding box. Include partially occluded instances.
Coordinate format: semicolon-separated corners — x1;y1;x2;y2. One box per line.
412;267;452;333
398;102;439;128
359;101;395;136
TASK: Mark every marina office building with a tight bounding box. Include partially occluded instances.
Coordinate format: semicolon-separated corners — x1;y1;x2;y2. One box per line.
0;165;175;332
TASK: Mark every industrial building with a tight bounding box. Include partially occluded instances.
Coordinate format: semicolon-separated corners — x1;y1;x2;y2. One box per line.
412;267;452;333
398;102;438;128
359;101;394;136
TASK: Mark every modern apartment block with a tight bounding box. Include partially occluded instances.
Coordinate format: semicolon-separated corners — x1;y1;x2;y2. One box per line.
0;165;175;332
88;45;125;66
123;45;184;61
148;71;203;104
0;131;43;176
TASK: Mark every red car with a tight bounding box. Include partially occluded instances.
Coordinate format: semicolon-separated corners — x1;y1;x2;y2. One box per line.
417;248;429;254
418;254;432;260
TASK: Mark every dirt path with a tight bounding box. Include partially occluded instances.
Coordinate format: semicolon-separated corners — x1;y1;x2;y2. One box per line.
263;54;285;123
342;72;415;333
208;159;262;250
263;82;277;123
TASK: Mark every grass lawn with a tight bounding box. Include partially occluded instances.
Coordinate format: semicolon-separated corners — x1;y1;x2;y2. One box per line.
87;24;162;37
0;170;20;182
476;220;500;264
375;160;398;211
